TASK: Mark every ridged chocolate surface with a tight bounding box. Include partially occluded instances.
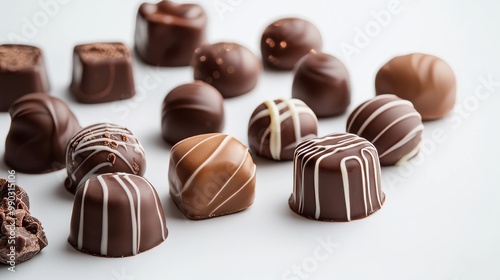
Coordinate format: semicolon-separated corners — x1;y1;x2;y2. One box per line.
375;53;456;120
260;18;322;70
135;0;207;66
289;133;385;221
68;173;167;257
292;51;351;117
169;133;256;219
192;42;261;98
4;93;81;173
347;94;424;166
71;42;135;104
0;44;50;112
248;98;317;161
161;81;224;145
65;123;146;194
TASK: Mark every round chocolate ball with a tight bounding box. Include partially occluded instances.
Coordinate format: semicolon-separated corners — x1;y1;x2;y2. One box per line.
248;98;318;161
347;94;424;166
260;18;323;70
375;53;456;120
192;42;261;98
161;81;225;145
292;51;351;117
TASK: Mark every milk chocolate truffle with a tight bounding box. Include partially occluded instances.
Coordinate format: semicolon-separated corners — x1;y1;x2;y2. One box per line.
292;51;351;117
4;93;81;174
375;53;456;120
192;42;261;98
289;133;385;221
135;0;207;66
260;18;323;70
248;98;317;161
68;173;168;257
161;81;224;145
70;42;135;104
65;123;146;194
0;179;48;265
0;44;49;112
347;94;424;166
169;133;256;219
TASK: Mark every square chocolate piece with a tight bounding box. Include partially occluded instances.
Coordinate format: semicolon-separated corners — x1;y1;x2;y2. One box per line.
134;0;207;66
70;42;135;104
0;44;49;112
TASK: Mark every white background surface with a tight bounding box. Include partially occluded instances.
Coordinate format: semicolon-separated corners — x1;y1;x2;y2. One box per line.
1;0;500;279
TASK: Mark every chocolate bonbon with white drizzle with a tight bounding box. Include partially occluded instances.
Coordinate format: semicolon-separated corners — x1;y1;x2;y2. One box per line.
248;98;317;161
347;94;424;166
289;133;385;221
169;133;256;219
65;123;146;194
68;173;168;257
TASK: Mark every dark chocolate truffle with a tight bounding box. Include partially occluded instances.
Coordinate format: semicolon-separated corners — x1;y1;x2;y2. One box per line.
375;53;456;120
0;179;48;265
169;133;256;219
248;98;317;161
289;133;385;221
70;42;135;104
68;173;168;257
347;94;424;166
161;81;225;145
4;93;82;174
65;123;146;194
260;18;323;70
135;0;207;66
192;42;261;98
292;51;351;117
0;44;49;112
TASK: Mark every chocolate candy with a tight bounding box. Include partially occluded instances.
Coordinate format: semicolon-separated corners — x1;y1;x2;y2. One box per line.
0;44;49;112
260;18;323;70
289;133;385;221
135;0;207;66
0;179;48;265
169;133;256;219
4;93;81;174
68;173;168;257
248;98;317;161
192;42;261;98
347;94;424;166
65;123;146;194
375;53;456;120
292;51;351;117
70;42;135;104
161;81;225;145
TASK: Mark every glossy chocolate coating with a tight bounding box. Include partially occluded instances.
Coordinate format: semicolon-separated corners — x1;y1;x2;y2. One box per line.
260;18;323;70
375;53;456;120
289;133;385;221
70;42;135;104
4;93;81;174
65;123;146;194
0;179;48;265
68;173;168;257
248;98;317;161
192;42;261;98
347;94;424;166
292;51;351;117
169;133;256;219
135;0;207;66
161;81;225;145
0;44;49;112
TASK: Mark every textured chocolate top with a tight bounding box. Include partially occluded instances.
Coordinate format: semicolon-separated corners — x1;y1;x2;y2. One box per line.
68;173;167;257
76;43;130;62
0;45;41;71
4;93;82;173
375;53;456;120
